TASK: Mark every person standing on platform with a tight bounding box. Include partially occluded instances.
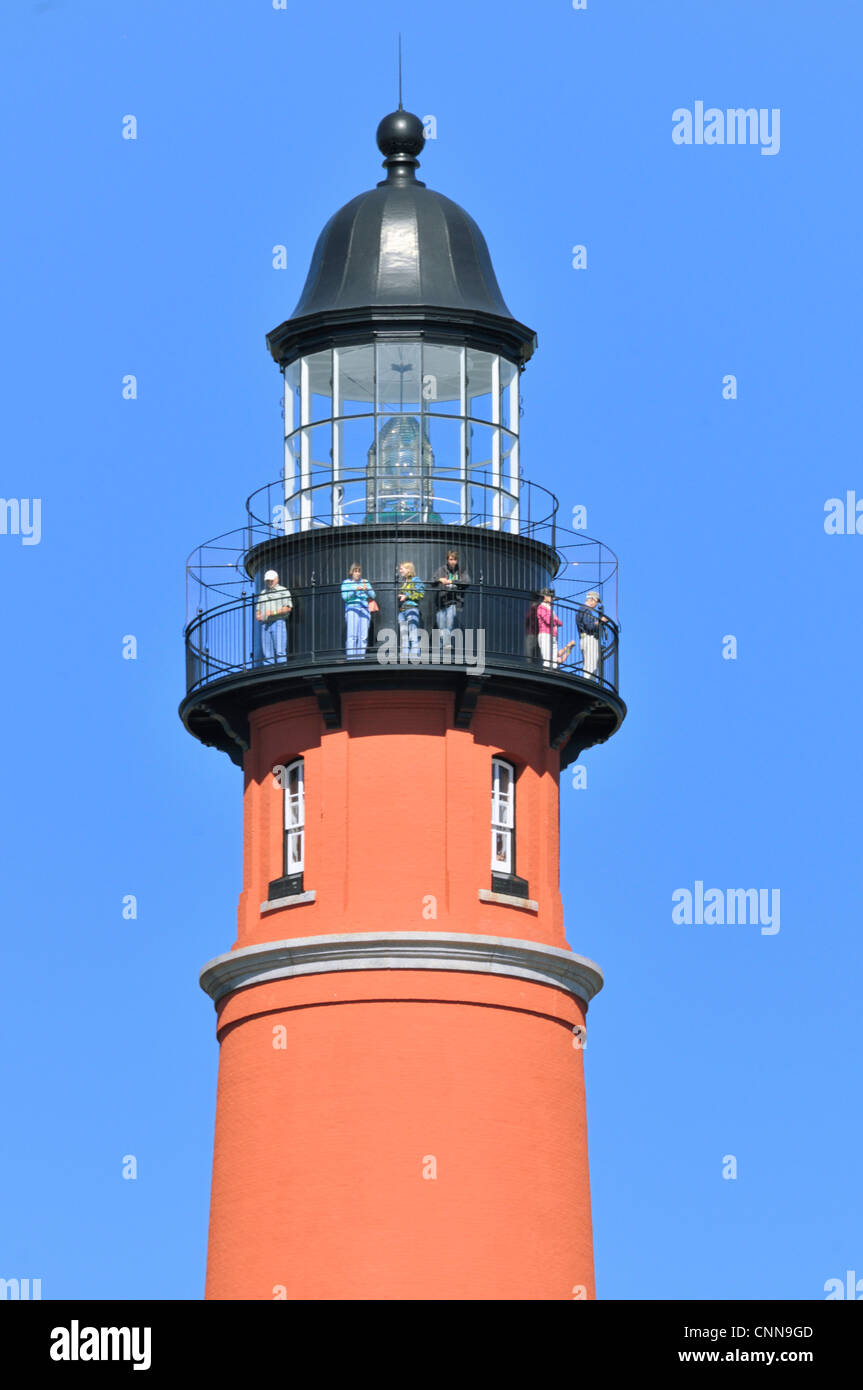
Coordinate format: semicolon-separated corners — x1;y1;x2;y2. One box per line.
536;588;578;669
256;569;293;664
397;561;425;659
577;591;608;680
536;589;562;668
432;549;471;646
341;563;377;660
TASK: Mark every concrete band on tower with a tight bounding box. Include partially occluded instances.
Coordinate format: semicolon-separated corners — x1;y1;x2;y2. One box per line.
199;931;604;1008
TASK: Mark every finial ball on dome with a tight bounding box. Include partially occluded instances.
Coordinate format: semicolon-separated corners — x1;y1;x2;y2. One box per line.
376;110;426;159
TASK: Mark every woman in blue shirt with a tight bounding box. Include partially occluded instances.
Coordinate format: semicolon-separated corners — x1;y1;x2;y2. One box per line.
341;563;376;660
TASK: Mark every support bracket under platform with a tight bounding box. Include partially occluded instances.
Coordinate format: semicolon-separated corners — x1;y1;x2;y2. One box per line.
198;703;249;765
453;674;486;729
305;676;341;729
551;700;606;757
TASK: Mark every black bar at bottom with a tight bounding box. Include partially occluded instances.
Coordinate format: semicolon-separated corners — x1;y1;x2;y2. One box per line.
2;1298;859;1375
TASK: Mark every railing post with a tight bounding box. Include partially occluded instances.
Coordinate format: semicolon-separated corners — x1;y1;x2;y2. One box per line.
310;571;317;662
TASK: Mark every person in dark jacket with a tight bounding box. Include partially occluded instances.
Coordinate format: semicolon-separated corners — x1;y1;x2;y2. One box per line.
432;550;471;645
576;590;608;679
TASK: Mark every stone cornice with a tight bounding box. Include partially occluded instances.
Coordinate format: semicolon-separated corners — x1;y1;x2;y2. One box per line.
199;931;603;1008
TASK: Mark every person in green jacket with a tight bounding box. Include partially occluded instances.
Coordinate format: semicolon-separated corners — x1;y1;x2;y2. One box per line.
397;561;425;659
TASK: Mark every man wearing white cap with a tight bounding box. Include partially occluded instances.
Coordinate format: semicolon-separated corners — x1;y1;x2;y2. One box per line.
576;591;608;680
256;569;293;664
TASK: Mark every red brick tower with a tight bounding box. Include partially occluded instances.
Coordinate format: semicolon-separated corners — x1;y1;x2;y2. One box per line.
181;110;625;1300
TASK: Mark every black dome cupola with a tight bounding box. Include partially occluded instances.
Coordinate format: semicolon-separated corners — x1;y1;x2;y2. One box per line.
266;110;537;368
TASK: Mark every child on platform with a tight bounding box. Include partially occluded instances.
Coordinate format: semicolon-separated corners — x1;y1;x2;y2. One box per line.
397;561;425;659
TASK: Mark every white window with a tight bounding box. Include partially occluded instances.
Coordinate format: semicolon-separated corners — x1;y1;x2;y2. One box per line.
491;758;515;874
284;759;305;875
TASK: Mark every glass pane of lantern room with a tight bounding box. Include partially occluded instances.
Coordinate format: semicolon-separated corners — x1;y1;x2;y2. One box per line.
336;345;375;416
369;416;430;520
306;351;333;424
373;343;427;522
284;429;301;509
377;342;421;416
500;428;519;530
468;423;494;470
310;424;332;473
466;349;494;421
422;344;462;415
499;358;518;431
467;423;495;522
424;417;462;516
285;360;301;436
341;418;375;514
301;424;331;524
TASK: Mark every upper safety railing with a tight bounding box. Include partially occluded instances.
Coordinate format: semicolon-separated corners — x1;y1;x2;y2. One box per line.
245;466;559;540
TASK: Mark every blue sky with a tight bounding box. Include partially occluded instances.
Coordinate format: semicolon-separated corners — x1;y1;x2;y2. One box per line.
0;0;859;1300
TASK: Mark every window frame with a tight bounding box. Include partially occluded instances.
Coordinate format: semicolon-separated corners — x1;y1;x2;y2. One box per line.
283;757;305;877
491;756;516;876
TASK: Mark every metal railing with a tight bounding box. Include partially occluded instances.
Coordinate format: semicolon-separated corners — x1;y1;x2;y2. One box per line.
185;583;619;697
245;467;559;542
185;521;619;627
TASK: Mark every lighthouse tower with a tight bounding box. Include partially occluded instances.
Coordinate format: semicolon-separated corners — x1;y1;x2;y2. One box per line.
181;110;625;1301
